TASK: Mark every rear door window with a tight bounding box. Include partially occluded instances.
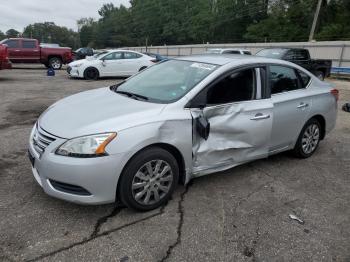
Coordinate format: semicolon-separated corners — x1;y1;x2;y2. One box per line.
269;65;301;94
23;40;36;48
124;52;142;59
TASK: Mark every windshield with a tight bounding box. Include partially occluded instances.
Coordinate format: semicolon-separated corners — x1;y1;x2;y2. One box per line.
256;49;287;59
93;51;108;59
114;60;218;103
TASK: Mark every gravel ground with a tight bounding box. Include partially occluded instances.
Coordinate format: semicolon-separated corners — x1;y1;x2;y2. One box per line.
0;65;349;262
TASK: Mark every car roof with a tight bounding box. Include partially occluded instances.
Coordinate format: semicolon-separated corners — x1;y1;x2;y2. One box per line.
176;54;286;66
208;48;250;51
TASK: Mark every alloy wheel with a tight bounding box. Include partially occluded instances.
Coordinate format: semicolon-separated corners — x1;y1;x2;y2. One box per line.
50;58;61;69
131;160;173;205
301;124;320;154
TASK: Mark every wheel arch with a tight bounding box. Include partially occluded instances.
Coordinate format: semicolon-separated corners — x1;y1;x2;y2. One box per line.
48;55;62;62
115;142;187;203
308;114;326;140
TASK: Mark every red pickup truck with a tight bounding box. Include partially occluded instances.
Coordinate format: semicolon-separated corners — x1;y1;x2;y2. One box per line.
0;44;12;70
0;38;72;69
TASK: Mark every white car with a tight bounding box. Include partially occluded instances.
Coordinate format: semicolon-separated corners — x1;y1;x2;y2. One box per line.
67;50;156;80
206;48;252;55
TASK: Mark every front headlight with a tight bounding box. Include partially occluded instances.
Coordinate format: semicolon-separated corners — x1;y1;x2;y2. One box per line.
56;133;117;157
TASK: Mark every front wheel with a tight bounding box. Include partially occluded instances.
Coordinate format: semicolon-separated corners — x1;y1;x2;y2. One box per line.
293;118;321;158
118;147;179;211
48;57;62;70
84;67;99;80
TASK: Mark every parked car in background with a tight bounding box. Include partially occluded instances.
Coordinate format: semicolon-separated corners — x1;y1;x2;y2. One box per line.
0;38;73;69
29;55;338;210
206;48;252;55
67;50;156;80
142;52;167;62
0;44;12;70
256;48;332;80
73;47;94;60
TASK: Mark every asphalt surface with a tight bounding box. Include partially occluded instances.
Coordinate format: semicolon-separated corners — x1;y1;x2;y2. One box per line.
0;65;349;262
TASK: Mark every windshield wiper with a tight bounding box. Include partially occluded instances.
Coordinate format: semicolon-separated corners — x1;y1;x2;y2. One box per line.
115;90;149;101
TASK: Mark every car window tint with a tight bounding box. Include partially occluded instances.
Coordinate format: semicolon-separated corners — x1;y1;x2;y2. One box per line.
4;40;20;48
269;65;300;94
284;51;294;60
124;52;142;59
294;50;308;60
297;70;311;88
243;51;252;55
23;40;36;48
207;68;256;105
103;52;122;60
224;50;240;54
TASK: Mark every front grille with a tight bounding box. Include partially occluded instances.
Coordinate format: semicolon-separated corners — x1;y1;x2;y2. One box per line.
32;125;56;155
49;179;92;196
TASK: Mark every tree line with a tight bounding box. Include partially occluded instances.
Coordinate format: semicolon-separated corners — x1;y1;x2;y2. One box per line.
1;0;349;49
0;23;80;49
78;0;350;48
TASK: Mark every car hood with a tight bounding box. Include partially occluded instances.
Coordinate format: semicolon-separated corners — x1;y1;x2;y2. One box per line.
69;59;87;66
39;87;166;138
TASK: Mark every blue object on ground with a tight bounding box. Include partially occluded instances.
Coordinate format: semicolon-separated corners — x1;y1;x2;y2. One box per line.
47;68;55;76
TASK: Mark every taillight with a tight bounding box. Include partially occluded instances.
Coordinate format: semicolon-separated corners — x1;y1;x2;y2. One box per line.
331;88;339;101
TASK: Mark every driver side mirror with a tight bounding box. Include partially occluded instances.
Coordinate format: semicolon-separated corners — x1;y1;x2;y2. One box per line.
196;115;210;140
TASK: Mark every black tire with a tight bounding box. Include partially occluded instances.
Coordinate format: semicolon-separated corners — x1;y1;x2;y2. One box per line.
44;63;49;68
84;67;99;80
315;71;324;81
118;147;179;211
139;66;147;72
293;118;321;158
48;57;62;70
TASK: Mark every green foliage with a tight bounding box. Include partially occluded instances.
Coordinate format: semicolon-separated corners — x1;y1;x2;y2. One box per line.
0;30;5;40
6;29;20;38
22;22;80;49
82;0;350;47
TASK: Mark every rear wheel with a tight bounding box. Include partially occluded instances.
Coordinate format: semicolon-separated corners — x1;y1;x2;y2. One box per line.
118;147;179;211
48;57;62;70
293;118;321;158
315;71;324;81
84;67;99;80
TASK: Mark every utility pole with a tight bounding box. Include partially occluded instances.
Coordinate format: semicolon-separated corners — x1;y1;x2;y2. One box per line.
309;0;323;41
145;37;148;52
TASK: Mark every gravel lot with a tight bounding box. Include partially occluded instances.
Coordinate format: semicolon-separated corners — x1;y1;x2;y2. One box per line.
0;65;349;262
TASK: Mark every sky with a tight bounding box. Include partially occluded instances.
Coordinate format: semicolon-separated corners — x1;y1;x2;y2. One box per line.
0;0;130;33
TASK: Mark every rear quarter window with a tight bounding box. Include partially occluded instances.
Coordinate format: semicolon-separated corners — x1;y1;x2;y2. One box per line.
297;70;311;88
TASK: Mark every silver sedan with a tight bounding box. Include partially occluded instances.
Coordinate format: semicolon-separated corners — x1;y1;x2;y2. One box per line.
28;55;338;211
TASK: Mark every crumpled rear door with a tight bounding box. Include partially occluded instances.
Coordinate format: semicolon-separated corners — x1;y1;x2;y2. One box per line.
191;99;273;176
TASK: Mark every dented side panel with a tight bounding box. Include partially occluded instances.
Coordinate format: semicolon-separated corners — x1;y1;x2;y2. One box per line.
191;100;273;176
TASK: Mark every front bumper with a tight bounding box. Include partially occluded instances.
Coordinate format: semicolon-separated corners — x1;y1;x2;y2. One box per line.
28;125;127;205
68;67;81;78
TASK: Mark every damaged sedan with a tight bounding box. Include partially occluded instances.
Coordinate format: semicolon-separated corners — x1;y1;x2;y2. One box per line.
28;55;338;211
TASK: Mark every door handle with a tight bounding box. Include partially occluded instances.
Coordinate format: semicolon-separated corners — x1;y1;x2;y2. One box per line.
297;103;309;109
250;113;270;120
